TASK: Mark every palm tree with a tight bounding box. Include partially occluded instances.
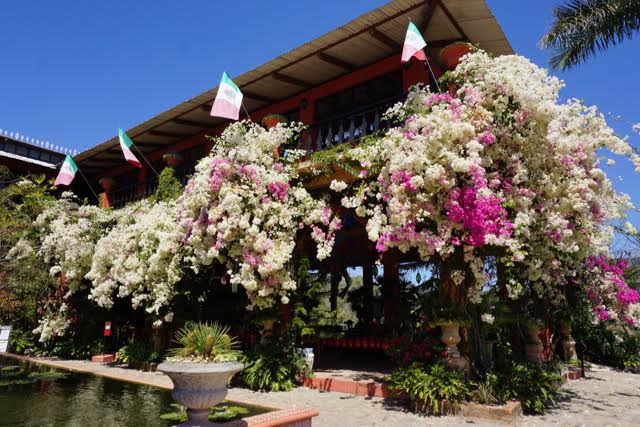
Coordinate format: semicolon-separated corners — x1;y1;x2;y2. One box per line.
540;0;640;70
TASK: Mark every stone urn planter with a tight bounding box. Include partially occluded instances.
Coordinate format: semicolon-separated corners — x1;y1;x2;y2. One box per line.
438;321;470;371
158;361;243;426
525;321;545;363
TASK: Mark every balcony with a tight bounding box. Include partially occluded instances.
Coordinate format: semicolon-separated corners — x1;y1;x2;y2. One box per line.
106;94;405;208
301;93;406;152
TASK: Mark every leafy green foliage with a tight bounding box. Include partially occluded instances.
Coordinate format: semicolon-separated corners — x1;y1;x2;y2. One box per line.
167;322;240;362
384;363;473;415
540;0;640;70
115;340;159;365
151;167;183;202
236;339;311;392
486;362;560;414
0;174;56;331
160;401;269;423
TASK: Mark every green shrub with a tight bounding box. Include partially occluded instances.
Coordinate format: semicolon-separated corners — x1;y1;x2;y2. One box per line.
152;167;183;202
236;341;310;392
487;362;560;414
115;341;158;365
384;363;473;415
167;322;240;363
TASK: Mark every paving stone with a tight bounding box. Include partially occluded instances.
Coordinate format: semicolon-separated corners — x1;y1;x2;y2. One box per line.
5;354;639;427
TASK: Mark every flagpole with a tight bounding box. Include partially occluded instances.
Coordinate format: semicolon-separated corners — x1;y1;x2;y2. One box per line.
75;166;101;204
407;18;441;92
241;101;252;123
424;57;441;92
130;143;160;178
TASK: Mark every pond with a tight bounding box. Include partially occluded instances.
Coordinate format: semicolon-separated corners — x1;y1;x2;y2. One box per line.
0;355;271;426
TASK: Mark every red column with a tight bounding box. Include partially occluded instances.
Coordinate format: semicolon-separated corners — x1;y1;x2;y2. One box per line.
299;97;315;152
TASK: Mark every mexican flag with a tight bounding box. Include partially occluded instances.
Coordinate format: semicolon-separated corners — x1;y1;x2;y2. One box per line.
210;72;243;120
54;154;78;186
118;128;142;168
401;21;427;63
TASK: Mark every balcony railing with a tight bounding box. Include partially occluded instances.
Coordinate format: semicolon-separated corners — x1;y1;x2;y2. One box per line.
301;92;406;152
109;162;196;208
106;94;405;207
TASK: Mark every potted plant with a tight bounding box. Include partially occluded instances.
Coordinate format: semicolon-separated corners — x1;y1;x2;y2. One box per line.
158;322;243;426
163;151;183;167
261;113;288;129
440;42;473;71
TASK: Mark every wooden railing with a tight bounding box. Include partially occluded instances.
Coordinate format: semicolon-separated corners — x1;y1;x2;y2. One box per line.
106;94;405;207
301;92;406;152
109;162;196;208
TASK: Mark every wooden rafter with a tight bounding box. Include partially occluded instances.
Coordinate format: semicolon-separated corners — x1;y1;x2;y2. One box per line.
317;52;357;71
271;72;313;88
243;90;276;103
173;118;214;128
147;130;191;139
369;28;400;50
437;0;469;41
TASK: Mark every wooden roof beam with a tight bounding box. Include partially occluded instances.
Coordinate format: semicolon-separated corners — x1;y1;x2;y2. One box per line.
173;118;215;128
271;72;313;88
369;28;401;50
437;0;470;42
317;52;357;71
147;130;192;139
243;90;276;103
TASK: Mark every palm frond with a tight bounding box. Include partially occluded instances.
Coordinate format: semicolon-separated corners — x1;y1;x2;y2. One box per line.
540;0;640;70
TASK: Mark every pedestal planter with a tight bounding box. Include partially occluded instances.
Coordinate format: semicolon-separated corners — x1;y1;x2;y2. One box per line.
560;321;577;361
158;361;243;426
439;321;470;371
525;323;545;363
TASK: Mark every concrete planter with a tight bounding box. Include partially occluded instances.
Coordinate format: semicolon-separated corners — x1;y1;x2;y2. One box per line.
158;361;243;426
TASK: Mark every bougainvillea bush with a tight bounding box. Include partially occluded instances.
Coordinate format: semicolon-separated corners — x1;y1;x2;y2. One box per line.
336;51;637;324
6;50;639;345
176;122;340;310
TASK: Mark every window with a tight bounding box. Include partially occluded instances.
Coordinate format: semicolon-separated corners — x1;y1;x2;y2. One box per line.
314;71;402;121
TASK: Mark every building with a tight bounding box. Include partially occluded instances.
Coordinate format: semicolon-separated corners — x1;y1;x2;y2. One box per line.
69;0;513;336
0;131;67;186
72;0;512;208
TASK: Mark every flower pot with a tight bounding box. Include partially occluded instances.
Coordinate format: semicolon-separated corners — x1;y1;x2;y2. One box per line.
163;152;183;167
158;362;243;426
439;322;462;358
261;113;288;129
99;177;116;192
440;42;473;71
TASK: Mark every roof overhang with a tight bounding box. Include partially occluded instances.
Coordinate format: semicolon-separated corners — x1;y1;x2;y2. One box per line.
75;0;513;174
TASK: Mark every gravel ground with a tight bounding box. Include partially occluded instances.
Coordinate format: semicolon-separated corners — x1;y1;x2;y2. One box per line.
5;354;640;427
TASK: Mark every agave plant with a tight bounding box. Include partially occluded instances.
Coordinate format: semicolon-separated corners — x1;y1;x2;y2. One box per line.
167;322;240;363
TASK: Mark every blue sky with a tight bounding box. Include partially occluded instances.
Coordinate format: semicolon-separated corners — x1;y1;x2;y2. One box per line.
1;0;638;227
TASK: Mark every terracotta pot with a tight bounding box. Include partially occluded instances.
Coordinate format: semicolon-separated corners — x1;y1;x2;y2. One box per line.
262;113;288;129
440;42;473;71
99;177;116;192
163;152;183;167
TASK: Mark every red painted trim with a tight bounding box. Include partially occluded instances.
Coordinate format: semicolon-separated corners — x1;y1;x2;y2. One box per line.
302;375;396;398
